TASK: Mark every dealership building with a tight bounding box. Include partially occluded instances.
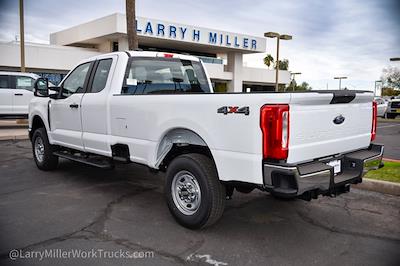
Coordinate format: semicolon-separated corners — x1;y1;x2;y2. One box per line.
0;13;291;92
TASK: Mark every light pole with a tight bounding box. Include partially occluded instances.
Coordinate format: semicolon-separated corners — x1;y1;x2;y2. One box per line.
374;80;382;96
264;32;292;92
290;72;301;91
334;76;347;90
126;0;139;50
19;0;25;72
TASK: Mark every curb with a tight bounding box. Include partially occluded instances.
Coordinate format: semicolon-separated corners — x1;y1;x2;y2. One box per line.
383;158;400;163
0;125;29;130
0;135;29;141
355;178;400;196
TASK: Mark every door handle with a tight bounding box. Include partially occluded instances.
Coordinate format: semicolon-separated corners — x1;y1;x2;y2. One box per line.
69;103;79;108
14;93;23;96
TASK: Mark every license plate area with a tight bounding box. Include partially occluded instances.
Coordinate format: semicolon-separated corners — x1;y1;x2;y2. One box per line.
327;159;341;175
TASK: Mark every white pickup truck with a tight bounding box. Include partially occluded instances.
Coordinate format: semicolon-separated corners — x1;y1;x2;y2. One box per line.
29;51;384;229
0;72;39;117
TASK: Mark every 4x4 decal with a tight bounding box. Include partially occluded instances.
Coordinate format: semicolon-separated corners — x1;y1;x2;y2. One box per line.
217;106;250;115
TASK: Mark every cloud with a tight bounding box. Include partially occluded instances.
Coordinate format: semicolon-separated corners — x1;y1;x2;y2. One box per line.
242;0;400;89
0;0;399;90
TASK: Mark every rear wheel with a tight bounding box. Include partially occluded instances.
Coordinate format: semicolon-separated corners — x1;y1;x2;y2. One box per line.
386;113;396;119
32;127;58;170
165;153;225;229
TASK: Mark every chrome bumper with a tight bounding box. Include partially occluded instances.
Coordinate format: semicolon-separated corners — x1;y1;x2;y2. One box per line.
263;144;384;199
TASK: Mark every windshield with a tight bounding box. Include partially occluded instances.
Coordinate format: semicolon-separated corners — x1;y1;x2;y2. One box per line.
122;57;211;95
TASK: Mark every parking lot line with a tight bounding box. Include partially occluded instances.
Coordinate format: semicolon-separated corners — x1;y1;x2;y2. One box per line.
377;124;400;129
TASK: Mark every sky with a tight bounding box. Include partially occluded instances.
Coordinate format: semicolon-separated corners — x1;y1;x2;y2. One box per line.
0;0;399;90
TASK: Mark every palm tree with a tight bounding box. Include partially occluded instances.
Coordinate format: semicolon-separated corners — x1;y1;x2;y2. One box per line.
263;54;274;69
126;0;139;50
277;59;289;70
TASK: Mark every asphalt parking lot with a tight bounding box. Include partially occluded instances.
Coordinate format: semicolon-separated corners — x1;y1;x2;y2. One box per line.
0;140;399;266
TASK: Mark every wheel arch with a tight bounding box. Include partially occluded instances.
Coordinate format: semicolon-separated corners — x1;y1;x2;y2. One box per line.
30;115;47;140
155;128;216;172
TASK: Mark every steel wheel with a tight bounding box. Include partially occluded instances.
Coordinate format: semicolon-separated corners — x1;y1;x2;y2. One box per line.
171;170;202;215
165;154;226;229
34;136;45;163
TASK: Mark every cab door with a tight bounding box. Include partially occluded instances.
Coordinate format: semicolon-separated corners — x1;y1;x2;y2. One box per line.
0;75;13;115
49;62;93;150
81;55;116;155
13;76;35;115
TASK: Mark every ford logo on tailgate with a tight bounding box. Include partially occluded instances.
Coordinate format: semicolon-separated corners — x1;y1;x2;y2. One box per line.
333;115;345;125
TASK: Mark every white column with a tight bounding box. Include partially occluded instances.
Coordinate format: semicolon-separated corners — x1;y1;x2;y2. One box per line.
226;52;243;92
118;38;129;51
98;41;112;53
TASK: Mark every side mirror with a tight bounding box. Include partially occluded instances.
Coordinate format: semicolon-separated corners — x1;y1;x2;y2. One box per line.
34;78;49;97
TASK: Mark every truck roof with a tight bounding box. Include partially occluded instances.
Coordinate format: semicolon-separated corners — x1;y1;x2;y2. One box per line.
84;51;201;63
0;71;40;79
126;51;200;62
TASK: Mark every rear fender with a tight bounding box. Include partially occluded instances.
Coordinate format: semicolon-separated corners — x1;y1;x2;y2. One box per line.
155;128;207;168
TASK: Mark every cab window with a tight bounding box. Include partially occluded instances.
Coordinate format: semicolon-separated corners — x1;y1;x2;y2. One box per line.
122;57;210;95
62;62;91;97
0;75;9;89
90;59;112;93
16;76;34;91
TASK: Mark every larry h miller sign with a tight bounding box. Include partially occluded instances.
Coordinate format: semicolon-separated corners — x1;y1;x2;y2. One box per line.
135;17;266;52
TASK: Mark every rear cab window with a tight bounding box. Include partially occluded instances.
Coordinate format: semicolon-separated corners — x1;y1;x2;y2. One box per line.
122;57;210;95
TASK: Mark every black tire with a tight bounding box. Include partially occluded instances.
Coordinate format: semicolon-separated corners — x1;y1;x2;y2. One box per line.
32;127;59;170
386;113;396;119
165;153;225;229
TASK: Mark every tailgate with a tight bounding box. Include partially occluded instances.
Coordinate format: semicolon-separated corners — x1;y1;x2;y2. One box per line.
287;91;374;164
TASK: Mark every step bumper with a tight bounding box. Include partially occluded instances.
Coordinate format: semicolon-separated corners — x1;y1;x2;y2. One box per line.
263;144;384;199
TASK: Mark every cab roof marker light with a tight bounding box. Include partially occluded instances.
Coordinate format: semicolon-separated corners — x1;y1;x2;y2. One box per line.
155;53;175;58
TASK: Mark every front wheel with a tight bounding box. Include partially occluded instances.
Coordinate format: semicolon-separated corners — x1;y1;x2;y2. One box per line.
32;127;59;170
165;153;225;229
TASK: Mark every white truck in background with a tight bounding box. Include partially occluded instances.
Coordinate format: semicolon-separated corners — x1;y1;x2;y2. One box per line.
28;51;384;229
0;72;39;118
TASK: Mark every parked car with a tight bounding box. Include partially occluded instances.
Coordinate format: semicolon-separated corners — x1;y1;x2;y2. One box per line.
374;97;388;117
28;51;384;229
386;99;400;119
0;72;42;118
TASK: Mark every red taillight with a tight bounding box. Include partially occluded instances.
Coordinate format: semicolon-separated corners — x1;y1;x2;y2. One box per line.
164;53;174;58
260;104;290;160
371;101;377;141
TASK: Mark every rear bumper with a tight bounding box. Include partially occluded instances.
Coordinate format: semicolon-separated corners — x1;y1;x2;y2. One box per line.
386;111;399;115
263;144;384;199
387;106;400;114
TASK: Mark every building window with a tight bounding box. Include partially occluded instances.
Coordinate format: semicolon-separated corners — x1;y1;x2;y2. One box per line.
36;73;67;86
243;83;275;92
213;82;227;93
112;42;119;52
